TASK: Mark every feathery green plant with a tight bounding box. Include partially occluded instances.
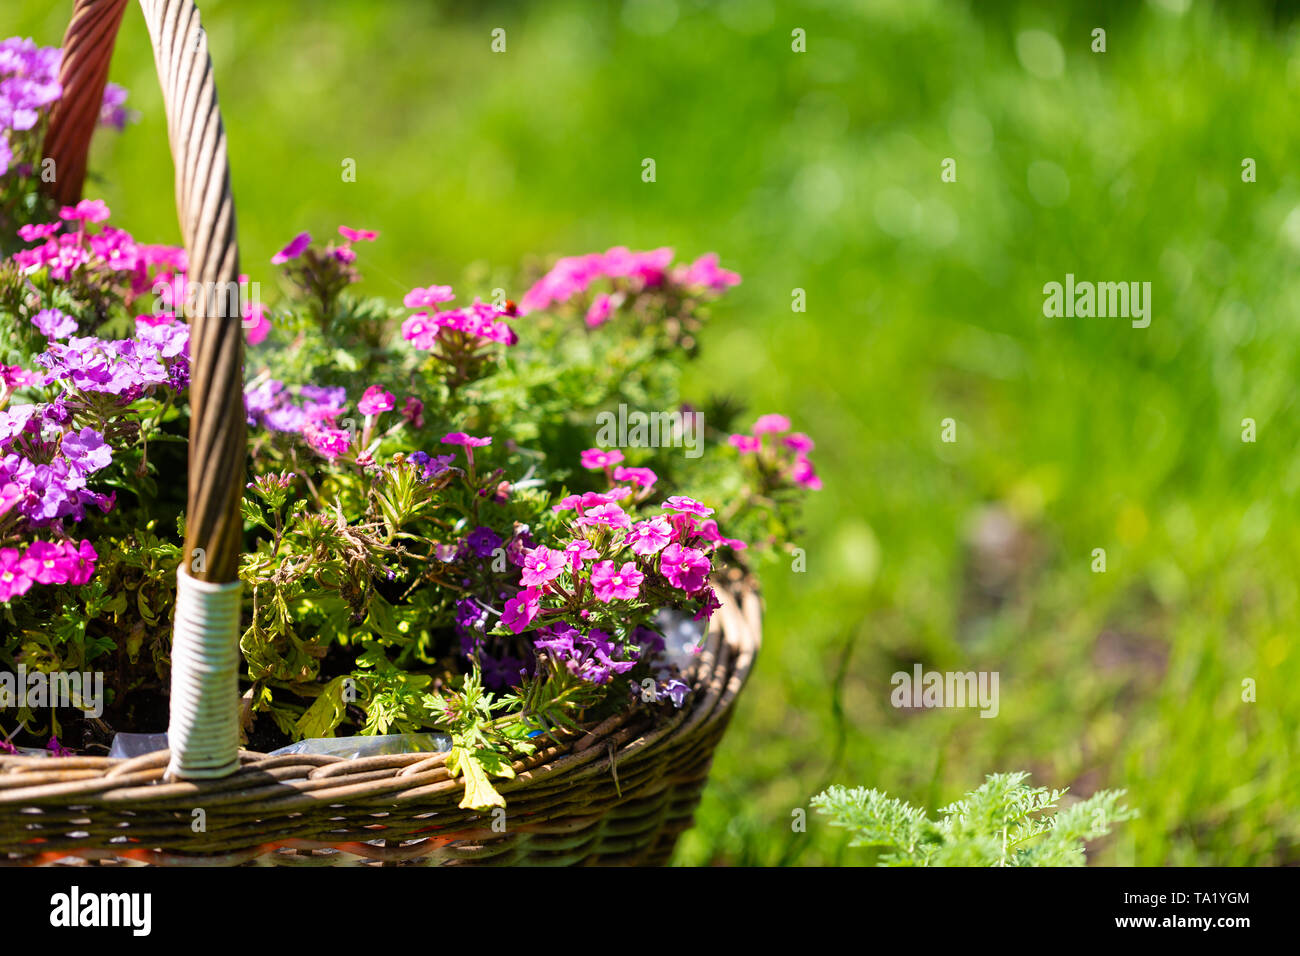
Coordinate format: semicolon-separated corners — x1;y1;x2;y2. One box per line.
812;772;1135;867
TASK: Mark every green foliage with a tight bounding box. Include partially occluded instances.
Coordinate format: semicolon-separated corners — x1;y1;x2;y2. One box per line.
812;773;1135;867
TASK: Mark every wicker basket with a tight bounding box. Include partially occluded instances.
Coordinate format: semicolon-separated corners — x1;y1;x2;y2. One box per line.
0;0;762;866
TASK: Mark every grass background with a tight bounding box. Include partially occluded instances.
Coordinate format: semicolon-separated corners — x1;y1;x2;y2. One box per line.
9;0;1300;864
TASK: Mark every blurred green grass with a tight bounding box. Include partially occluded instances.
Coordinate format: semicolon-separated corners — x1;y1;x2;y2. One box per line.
10;0;1300;864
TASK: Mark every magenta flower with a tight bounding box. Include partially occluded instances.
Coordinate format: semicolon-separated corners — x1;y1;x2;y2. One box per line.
698;519;748;551
502;587;541;634
783;432;815;454
577;502;632;531
520;546;566;587
243;303;271;345
65;540;97;586
404;285;455;308
401;396;425;428
753;414;791;435
358;384;395;416
46;736;74;758
674;252;741;292
305;423;351;459
659;543;711;593
24;541;71;585
790;456;822;490
59;199;110;224
586;293;614;328
17;222;60;242
0;482;20;518
271;231;311;265
613;465;657;490
590;560;644;603
339;225;378;242
563;538;599;571
0;548;35;601
626;517;673;556
662;495;714;518
728;433;761;453
442;432;491;448
580;447;624;470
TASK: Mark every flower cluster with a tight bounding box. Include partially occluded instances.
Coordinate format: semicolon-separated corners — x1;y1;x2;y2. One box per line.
267;226;378;324
1;37;132;178
729;413;822;491
0;539;97;601
520;245;740;328
400;285;519;389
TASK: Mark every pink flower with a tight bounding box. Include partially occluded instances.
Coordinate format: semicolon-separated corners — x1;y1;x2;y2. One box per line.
59;199;110;224
662;495;714;518
674;252;741;292
563;538;599;571
613;465;657;490
358;385;395;416
578;503;632;531
586;293;614;328
17;222;60;241
590;561;644;602
659;543;711;593
502;587;541;634
626;517;673;556
580;447;624;470
339;225;378;242
790;456;822;490
305;423;351;459
520;546;566;587
24;541;71;585
0;548;35;602
404;285;455;308
64;540;97;585
441;432;491;448
401;396;425;428
244;303;271;345
753;414;791;435
0;483;21;517
728;433;761;453
271;231;311;264
783;432;815;454
698;520;747;551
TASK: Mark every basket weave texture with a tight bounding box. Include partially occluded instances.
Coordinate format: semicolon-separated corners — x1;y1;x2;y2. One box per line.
0;0;764;865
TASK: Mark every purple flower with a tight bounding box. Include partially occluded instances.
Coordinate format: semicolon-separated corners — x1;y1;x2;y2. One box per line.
31;307;77;339
534;625;637;685
466;526;503;558
61;427;113;475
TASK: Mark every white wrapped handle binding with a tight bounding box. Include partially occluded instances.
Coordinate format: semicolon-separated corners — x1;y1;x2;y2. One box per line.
167;569;242;779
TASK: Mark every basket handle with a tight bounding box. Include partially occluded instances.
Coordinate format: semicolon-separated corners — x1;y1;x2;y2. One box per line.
44;0;246;779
